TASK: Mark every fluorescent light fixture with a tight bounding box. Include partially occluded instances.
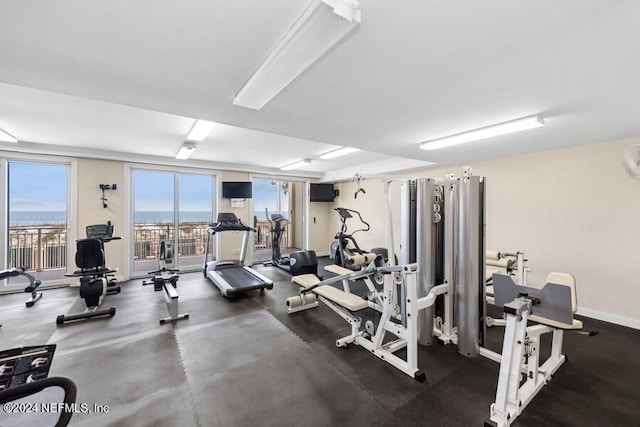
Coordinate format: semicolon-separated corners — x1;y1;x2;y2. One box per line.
281;159;312;171
175;142;196;160
234;0;361;110
0;128;18;143
420;115;545;151
187;120;218;141
319;146;360;159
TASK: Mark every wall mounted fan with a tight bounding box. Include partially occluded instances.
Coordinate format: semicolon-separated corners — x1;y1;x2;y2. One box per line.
622;145;640;179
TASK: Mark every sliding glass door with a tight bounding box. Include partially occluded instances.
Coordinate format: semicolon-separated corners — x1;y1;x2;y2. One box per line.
3;160;70;287
131;169;215;275
252;178;299;263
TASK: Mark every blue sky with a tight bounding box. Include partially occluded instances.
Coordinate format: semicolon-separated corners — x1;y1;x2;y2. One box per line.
134;171;213;211
9;164;287;216
253;178;278;216
9;162;67;211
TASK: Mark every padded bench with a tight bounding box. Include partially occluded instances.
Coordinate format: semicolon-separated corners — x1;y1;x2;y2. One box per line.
324;264;353;276
292;274;369;312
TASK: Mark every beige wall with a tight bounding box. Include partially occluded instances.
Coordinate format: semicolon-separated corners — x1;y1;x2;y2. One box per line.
292;182;304;249
13;137;640;327
329;138;640;328
219;171;251;261
331;180;402;257
76;158;127;282
307;200;334;256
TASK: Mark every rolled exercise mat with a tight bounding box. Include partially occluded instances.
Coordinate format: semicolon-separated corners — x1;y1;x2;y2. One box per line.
286;293;317;309
486;258;513;268
347;253;378;266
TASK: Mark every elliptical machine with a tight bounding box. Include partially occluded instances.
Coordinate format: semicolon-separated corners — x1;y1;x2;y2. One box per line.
264;209;318;276
330;208;380;270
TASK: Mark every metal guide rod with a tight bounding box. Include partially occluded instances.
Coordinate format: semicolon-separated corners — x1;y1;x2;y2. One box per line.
416;178;435;345
384;180;396;266
456;174;484;357
442;174;456;340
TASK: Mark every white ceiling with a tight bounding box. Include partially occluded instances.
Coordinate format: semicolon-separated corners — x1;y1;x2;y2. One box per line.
1;0;639;180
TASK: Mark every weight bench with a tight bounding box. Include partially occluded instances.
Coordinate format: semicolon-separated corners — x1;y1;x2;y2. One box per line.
287;264;439;381
288;274;368;314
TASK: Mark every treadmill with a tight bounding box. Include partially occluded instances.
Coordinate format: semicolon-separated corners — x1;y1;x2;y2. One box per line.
202;213;274;297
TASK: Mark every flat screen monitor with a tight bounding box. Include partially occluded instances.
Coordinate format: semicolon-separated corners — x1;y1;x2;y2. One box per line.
310;183;336;202
222;181;253;199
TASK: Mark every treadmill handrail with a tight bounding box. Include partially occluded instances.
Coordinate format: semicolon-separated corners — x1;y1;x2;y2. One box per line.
207;220;255;234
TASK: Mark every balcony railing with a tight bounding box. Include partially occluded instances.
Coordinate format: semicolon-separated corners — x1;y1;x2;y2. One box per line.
9;225;67;271
7;223;212;272
7;220;286;272
133;222;210;261
254;219;288;250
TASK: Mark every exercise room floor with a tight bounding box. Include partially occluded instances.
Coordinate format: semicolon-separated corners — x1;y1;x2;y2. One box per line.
1;261;639;427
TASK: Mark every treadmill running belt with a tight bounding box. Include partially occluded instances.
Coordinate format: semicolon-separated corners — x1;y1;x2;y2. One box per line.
216;268;265;287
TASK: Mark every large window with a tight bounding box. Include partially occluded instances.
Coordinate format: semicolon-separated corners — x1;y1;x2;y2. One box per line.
3;160;70;288
131;169;216;275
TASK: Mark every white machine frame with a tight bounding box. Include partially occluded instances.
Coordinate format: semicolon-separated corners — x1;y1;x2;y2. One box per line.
286;168;587;426
289;263;448;381
484;296;572;427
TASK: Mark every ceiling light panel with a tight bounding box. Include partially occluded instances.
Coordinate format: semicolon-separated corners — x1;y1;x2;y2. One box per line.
234;0;361;110
176;142;196;159
0;128;18;143
420;115;544;151
187;120;218;141
319;146;360;159
281;159;312;171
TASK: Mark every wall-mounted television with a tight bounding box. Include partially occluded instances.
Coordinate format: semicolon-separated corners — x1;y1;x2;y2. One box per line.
310;183;336;202
222;181;253;199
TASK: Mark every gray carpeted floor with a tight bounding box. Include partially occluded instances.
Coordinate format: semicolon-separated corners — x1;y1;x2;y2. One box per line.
1;261;638;426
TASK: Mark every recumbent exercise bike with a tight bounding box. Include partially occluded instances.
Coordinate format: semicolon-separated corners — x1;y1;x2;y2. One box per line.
57;223;120;324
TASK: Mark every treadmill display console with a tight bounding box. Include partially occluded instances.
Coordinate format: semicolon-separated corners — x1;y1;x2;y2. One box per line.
216;213;239;225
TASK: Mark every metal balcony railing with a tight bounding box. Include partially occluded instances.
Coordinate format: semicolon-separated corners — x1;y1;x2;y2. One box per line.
8;225;67;271
7;222;213;272
254;219;288;250
133;222;210;261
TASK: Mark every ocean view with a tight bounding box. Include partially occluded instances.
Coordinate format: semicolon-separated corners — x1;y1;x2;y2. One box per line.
9;211;215;226
9;211;282;226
